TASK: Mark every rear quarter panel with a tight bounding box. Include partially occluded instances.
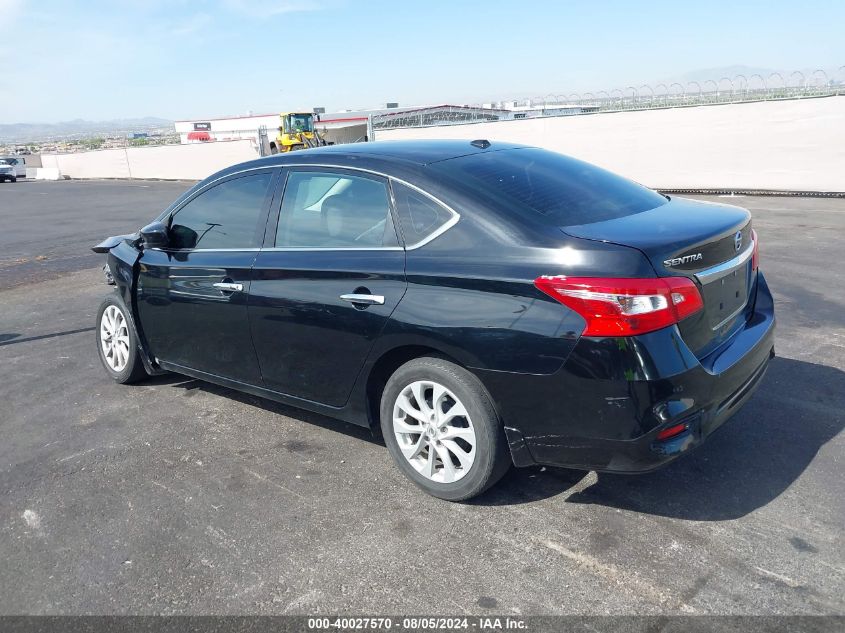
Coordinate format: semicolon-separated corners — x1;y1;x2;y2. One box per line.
376;190;655;375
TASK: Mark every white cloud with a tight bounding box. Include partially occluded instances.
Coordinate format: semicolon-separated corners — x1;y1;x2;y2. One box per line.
221;0;321;18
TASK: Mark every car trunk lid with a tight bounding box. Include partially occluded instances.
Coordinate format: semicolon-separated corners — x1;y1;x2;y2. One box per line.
561;196;754;358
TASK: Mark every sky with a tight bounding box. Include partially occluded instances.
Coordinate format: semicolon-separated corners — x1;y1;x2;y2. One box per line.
1;0;843;123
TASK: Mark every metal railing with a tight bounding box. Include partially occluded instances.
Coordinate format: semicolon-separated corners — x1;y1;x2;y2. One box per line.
489;67;844;116
372;105;508;130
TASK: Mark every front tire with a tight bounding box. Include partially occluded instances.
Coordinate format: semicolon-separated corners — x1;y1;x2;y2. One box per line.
95;294;147;384
380;357;510;501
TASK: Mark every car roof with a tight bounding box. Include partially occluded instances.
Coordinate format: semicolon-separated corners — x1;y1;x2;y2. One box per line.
266;139;532;166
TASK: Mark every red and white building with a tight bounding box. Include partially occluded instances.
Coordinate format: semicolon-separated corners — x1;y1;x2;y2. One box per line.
173;104;513;148
174;111;371;147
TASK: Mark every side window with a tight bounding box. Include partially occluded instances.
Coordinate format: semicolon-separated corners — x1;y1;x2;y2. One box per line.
169;172;273;250
391;181;454;247
276;171;397;248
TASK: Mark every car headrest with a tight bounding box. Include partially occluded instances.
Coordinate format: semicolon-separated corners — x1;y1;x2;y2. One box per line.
321;194;356;240
321;189;389;244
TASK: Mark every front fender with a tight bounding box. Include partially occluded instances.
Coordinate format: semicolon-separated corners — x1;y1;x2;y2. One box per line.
104;241;165;376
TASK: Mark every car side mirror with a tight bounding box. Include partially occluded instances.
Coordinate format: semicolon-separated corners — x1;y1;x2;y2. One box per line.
139;221;169;249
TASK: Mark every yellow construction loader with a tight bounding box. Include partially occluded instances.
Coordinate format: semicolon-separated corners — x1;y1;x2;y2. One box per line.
270;112;327;153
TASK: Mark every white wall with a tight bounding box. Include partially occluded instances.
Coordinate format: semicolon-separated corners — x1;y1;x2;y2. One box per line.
39;139;260;181
127;140;259;179
40;148;131;179
375;97;845;192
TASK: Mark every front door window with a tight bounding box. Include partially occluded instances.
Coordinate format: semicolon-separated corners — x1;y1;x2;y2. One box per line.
169;172;273;250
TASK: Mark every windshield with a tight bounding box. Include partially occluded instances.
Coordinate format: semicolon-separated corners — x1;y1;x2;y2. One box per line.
285;114;314;133
0;159;12;165
432;148;668;226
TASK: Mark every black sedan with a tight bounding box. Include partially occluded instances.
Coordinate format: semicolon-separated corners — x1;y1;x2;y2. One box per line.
93;140;775;501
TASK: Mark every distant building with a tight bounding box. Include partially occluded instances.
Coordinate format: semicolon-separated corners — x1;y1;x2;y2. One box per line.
173;112;369;147
173;103;515;147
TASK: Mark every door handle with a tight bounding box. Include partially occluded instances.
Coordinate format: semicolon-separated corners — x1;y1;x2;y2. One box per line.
213;282;244;293
340;293;385;306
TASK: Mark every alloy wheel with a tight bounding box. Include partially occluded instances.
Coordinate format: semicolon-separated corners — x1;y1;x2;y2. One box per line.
392;380;477;483
100;305;130;373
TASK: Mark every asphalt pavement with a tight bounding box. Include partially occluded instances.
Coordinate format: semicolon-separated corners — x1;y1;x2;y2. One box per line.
0;180;843;615
0;179;192;289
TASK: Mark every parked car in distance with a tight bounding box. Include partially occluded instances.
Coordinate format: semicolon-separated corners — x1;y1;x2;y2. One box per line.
92;140;775;501
0;156;26;182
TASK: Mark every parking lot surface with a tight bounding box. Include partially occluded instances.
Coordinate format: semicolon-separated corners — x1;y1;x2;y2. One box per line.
0;179;192;290
0;180;843;614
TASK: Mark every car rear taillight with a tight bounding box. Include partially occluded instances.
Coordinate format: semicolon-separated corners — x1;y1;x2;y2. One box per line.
655;422;689;441
533;276;704;337
751;228;759;271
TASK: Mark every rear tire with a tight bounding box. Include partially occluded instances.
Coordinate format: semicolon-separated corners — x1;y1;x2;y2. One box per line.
95;294;147;384
380;357;510;501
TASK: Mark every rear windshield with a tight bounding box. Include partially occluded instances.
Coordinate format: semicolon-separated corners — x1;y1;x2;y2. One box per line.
433;148;667;225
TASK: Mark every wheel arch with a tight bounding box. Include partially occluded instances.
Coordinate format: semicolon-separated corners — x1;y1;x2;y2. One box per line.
96;292;150;383
105;247;165;376
364;344;464;434
361;342;534;468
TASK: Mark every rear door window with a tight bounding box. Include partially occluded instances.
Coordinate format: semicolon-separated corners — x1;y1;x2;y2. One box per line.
276;170;397;248
390;181;455;247
433;147;667;225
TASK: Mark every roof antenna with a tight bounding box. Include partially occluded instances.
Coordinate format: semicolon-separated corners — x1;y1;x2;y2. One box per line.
470;139;491;149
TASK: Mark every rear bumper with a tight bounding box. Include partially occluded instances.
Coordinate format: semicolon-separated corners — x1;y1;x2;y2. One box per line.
480;272;776;473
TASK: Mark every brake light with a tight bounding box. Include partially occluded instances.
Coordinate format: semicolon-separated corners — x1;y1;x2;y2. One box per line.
751;228;759;270
656;422;689;441
534;276;704;337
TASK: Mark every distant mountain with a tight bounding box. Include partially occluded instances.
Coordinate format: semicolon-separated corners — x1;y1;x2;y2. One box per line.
0;117;174;143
